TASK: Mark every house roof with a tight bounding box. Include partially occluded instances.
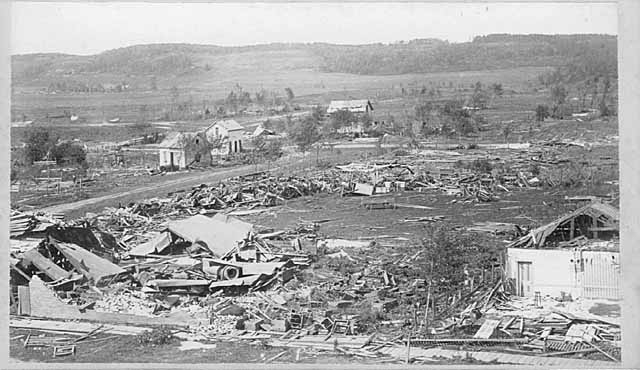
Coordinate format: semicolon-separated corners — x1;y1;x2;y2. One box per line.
167;214;253;257
252;125;276;137
157;132;196;149
327;100;373;113
507;202;619;249
206;119;244;132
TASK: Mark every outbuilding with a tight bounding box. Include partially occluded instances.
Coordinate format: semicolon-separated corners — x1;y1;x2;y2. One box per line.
504;202;620;300
157;132;211;170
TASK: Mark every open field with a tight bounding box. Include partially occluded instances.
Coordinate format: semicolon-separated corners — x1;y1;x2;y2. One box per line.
10;65;549;135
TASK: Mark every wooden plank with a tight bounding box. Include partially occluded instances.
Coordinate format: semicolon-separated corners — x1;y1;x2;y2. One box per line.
473;319;501;339
587;341;619;362
51;241;125;285
18;286;31;316
22;248;70;281
147;279;211;288
502;316;517;330
537;348;597;357
9;317;149;336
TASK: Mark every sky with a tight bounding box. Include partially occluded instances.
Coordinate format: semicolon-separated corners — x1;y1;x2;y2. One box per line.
11;2;618;55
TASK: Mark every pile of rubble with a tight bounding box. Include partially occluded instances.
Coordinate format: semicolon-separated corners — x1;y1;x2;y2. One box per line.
8;148;621;364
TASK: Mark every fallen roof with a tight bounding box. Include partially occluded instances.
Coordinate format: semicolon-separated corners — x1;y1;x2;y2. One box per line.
506;202;619;249
252;125;276;137
167;214;253;257
51;241;127;285
128;232;172;257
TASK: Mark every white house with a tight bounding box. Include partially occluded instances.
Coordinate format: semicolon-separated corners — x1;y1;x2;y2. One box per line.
505;202;620;300
327;100;374;114
157;132;211;170
204;120;244;156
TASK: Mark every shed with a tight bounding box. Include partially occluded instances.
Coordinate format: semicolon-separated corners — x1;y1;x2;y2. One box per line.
157;132;211;170
505;202;620;300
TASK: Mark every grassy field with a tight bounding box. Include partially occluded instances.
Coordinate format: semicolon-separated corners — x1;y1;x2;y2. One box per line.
11;65;550;146
11;66;548;122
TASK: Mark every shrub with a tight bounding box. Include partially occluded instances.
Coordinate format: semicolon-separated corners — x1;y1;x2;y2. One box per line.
470;159;493;173
51;142;87;165
136;326;176;346
530;163;541;176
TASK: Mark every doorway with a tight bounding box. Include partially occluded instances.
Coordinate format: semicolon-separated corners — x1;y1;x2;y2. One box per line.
517;261;532;296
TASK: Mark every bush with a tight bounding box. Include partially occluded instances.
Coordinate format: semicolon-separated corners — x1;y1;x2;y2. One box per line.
136;326;176;346
470;159;493;173
51;142;87;165
530;163;541;176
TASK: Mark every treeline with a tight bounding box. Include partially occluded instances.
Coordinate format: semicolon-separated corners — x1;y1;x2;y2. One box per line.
13;47;196;81
310;34;617;75
12;34;617;82
12;42;308;81
45;80;131;93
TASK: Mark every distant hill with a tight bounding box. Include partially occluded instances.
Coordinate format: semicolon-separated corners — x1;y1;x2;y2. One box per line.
312;34;617;76
12;34;616;91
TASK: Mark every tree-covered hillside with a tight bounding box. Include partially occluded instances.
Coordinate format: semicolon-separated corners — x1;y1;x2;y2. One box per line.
12;34;616;89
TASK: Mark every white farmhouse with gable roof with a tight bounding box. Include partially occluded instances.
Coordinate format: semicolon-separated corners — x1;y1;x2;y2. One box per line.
204;119;244;156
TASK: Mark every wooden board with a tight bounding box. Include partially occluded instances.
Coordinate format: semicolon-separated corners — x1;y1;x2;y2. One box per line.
9;317;149;336
52;241;126;285
18;286;30;316
473;319;500;339
22;248;70;281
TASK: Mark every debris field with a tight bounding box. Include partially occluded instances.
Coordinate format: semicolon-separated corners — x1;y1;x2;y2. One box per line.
9;142;620;365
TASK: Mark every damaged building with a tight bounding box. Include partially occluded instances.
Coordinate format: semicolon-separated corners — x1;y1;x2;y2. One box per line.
505;202;620;299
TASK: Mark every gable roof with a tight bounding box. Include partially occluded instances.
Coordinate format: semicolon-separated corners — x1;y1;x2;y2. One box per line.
206;119;244;132
252;125;276;137
507;202;619;249
157;132;188;149
327;100;373;113
157;131;206;149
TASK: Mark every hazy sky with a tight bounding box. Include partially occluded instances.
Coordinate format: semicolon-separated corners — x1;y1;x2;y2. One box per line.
11;2;618;55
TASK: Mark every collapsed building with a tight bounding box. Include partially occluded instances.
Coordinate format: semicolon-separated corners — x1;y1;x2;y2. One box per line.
505;202;620;300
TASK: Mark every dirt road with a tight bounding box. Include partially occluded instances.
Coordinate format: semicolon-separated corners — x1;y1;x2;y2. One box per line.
41;164;269;219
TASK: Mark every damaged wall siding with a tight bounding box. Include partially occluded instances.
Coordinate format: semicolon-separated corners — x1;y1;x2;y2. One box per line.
506;248;620;300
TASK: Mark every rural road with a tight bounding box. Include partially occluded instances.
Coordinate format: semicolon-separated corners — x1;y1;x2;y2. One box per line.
40;164;271;219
